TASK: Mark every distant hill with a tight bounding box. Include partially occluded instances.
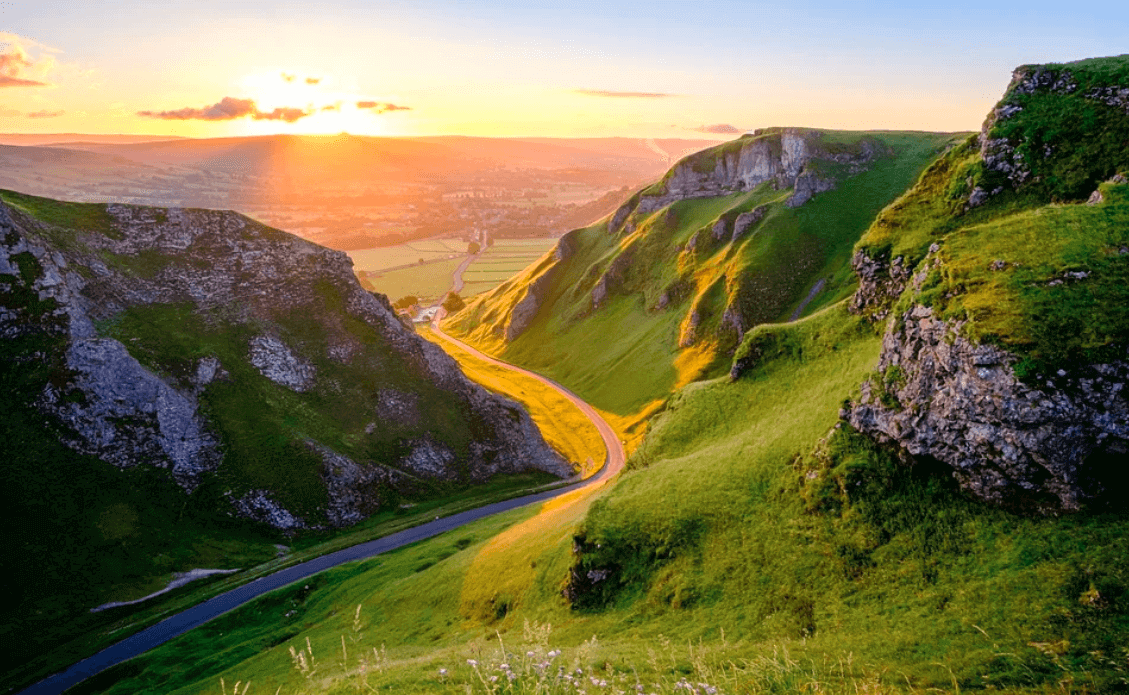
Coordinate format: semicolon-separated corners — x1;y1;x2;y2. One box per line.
0;133;190;146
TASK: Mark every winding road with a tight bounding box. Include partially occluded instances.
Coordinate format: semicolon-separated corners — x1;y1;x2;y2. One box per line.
20;328;625;695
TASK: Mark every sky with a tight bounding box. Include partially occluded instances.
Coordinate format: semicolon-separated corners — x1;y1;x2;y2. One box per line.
1;0;1127;138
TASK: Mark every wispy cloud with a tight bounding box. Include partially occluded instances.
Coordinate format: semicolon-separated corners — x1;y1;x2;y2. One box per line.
0;43;51;87
281;72;296;83
138;96;312;122
305;76;321;85
27;109;64;118
574;89;677;98
692;123;742;134
356;101;411;113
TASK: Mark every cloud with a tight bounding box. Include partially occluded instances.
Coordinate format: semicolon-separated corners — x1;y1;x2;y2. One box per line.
305;76;321;85
692;123;742;134
27;109;64;118
138;96;312;123
322;103;340;111
356;101;411;113
0;43;50;87
281;72;295;83
574;89;677;98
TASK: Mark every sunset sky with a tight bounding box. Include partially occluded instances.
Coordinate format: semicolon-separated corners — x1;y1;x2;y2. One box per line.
2;0;1127;138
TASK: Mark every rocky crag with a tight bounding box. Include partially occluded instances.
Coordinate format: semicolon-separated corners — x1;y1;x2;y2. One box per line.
841;55;1129;512
0;191;570;530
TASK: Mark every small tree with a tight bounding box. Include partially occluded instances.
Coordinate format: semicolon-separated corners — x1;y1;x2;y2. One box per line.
393;295;419;310
442;292;466;313
468;241;481;255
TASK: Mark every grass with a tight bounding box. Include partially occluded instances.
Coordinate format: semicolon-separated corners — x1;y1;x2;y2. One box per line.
445;131;957;421
346;238;467;272
420;325;604;476
363;256;466;303
1;188;121;242
924;179;1129;375
44;298;1129;695
852;57;1129;373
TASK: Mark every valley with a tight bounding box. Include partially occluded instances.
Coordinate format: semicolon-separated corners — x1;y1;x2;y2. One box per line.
2;43;1129;695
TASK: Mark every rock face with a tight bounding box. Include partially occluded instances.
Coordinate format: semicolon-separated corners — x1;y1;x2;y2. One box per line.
845;305;1129;512
608;128;886;235
503;230;579;341
0;194;570;530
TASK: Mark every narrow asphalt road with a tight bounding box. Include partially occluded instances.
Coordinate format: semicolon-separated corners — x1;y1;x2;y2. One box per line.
450;251;478;294
20;329;625;695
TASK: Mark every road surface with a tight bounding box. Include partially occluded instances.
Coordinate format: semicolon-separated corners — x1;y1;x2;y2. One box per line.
20;327;625;695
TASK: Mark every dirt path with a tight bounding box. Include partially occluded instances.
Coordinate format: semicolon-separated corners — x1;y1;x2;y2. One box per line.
22;317;625;695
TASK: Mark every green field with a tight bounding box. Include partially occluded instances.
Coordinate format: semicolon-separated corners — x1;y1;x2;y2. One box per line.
347;238;468;272
362;257;466;303
460;239;556;297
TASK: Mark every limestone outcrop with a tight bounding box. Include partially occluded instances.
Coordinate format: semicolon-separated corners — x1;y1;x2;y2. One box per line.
844;305;1129;512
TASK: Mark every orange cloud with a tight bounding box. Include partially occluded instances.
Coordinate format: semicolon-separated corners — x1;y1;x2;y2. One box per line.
356;101;411;113
138;96;312;122
0;43;49;87
574;89;677;98
305;76;321;85
28;109;64;118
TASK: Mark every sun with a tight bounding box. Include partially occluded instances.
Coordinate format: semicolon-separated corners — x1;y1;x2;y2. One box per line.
237;71;406;136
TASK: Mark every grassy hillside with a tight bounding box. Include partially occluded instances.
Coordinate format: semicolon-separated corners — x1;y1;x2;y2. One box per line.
82;304;1129;695
445;131;961;421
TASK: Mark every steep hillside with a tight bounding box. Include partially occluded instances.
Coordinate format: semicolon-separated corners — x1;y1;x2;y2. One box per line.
840;55;1129;513
445;129;960;417
0;190;568;679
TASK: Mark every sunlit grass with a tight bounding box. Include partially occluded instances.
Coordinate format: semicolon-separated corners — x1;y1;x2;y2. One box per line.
421;326;603;476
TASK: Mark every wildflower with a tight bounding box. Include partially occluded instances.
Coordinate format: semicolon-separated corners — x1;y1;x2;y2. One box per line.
439;668;448;676
500;663;510;670
467;659;478;667
490;675;498;682
549;649;561;658
527;650;535;658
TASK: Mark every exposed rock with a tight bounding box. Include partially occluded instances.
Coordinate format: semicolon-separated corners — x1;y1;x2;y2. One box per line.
229;489;307;531
1087;189;1105;205
786;170;837;208
248;334;315;391
731;206;766;242
845;305;1129;512
505;267;556;341
39;338;221;490
502;230;581;341
590;250;633;309
401;438;458;477
608;129;886;235
193;356;225;387
848;249;918;321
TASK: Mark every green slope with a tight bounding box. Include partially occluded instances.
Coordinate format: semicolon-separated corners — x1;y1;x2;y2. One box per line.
446;130;960;418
